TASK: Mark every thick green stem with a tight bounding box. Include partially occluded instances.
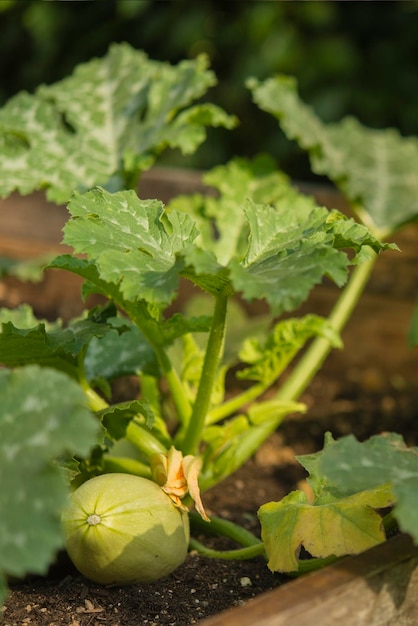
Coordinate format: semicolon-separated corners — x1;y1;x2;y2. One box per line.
155;343;193;424
182;292;229;455
276;255;377;403
102;455;152;478
125;419;168;456
81;381;109;412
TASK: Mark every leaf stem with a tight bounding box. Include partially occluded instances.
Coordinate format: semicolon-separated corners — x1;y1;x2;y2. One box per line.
206;382;267;425
189;513;343;570
80;380;109;412
156;345;192;425
276;255;377;403
125;418;168;456
181;291;228;455
189;512;266;560
189;539;265;561
102;455;152;478
189;511;263;547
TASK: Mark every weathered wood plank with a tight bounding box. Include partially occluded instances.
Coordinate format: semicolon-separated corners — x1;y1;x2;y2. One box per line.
199;534;418;626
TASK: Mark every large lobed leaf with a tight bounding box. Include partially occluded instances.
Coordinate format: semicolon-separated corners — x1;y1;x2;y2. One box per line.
63;188;201;307
0;43;235;203
63;163;391;315
0;366;98;582
248;75;418;236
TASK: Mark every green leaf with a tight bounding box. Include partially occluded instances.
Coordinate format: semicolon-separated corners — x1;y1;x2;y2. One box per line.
99;400;155;442
64;188;200;307
258;485;393;573
48;254;127;305
317;433;418;542
0;323;77;376
169;155;304;266
238;315;342;386
85;316;159;381
64;166;390;316
171;156;393;314
0;304;58;330
296;432;343;503
181;155;290;265
228;199;382;316
0;366;98;578
0;43;235;203
0;312;113;378
248;75;418;236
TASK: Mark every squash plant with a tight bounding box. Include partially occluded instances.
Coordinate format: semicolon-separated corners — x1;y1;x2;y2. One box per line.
0;44;417;602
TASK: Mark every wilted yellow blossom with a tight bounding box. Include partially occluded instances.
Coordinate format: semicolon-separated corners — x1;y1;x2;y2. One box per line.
150;446;209;521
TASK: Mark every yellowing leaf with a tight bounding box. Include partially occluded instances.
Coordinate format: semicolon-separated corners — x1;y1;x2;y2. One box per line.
258;485;393;573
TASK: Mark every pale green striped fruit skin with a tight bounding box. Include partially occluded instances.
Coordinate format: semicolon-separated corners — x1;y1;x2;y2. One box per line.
61;473;189;585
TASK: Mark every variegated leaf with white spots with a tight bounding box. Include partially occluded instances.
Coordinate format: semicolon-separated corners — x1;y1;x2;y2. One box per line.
0;43;235;203
249;75;418;237
0;366;98;579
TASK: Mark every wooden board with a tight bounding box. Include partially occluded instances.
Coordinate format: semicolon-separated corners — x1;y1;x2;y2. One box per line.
200;534;418;626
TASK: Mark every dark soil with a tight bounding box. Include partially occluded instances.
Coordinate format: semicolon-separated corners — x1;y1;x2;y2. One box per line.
3;373;418;626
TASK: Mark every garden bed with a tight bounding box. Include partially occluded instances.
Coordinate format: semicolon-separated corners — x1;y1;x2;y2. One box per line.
1;168;418;625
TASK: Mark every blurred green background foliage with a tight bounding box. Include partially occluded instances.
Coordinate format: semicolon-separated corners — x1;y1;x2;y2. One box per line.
1;0;417;179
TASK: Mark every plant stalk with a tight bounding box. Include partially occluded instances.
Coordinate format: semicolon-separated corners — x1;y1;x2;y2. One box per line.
189;512;261;545
80;380;109;412
102;455;152;478
206;381;267;425
189;512;266;560
189;539;265;561
182;291;228;455
125;419;168;456
276;254;377;403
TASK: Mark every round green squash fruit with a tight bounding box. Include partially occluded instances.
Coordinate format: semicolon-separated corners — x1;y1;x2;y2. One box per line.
61;473;190;585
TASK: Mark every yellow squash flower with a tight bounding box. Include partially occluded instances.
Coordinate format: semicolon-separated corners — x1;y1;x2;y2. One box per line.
150;446;210;522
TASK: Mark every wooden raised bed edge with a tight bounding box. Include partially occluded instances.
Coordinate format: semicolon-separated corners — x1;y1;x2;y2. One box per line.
1;167;418;624
200;534;418;626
